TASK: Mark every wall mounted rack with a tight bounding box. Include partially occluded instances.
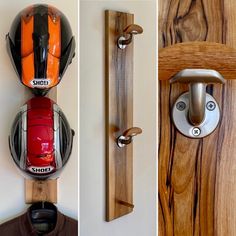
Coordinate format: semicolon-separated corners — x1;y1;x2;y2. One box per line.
105;10;143;221
25;89;58;204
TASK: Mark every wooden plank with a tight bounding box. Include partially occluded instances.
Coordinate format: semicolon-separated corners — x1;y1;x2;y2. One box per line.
24;87;57;100
47;87;57;101
25;179;57;204
159;42;236;81
24;87;57;204
105;10;134;221
214;1;236;235
158;1;236;235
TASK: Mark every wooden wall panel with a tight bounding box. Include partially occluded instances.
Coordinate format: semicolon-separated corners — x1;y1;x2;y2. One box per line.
24;86;57;204
158;1;236;235
158;42;236;80
105;10;134;221
25;179;57;203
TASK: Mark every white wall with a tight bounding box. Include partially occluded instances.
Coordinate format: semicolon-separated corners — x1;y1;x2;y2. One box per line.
0;0;78;223
80;1;156;236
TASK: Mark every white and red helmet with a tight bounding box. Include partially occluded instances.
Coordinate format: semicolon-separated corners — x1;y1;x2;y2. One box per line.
9;96;74;179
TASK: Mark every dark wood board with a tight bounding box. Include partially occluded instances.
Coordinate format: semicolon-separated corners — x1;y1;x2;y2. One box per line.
105;10;134;221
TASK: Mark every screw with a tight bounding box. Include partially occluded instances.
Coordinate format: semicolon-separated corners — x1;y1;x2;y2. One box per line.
206;101;216;111
192;127;201;136
176;101;186;111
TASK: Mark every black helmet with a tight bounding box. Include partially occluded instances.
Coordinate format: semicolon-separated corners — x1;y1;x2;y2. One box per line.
9;96;74;179
6;4;76;96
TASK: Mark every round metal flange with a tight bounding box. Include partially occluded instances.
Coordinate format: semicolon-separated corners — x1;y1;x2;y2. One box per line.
117;135;127;148
117;36;127;49
172;92;220;138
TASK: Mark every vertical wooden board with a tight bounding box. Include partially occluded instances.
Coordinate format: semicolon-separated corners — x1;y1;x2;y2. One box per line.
105;10;134;221
158;0;236;235
25;179;57;203
23;86;57;101
215;2;236;235
47;87;57;101
24;85;57;204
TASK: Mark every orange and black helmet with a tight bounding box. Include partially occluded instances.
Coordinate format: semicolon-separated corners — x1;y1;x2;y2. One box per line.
6;4;75;96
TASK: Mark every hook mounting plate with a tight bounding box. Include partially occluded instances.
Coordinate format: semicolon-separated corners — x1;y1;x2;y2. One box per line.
172;92;220;138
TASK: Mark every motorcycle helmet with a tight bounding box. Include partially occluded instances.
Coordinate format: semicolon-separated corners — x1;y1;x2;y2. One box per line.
6;4;76;96
9;96;74;179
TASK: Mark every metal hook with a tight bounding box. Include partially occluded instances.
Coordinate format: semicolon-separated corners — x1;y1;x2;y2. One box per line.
117;127;142;148
170;69;225;126
117;24;143;49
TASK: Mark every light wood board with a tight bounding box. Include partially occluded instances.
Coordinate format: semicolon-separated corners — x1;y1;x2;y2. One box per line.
159;42;236;81
24;88;57;204
25;179;57;203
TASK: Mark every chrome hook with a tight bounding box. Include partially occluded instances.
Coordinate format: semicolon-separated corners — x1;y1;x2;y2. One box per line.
170;69;225;126
170;69;225;138
117;127;142;148
117;24;143;49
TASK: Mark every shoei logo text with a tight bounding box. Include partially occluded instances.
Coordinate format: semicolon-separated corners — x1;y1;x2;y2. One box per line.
28;166;54;174
30;79;51;88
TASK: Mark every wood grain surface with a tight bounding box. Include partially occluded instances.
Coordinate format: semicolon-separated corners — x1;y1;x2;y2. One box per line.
25;179;57;204
24;84;57;205
158;1;236;235
159;42;236;81
105;10;134;221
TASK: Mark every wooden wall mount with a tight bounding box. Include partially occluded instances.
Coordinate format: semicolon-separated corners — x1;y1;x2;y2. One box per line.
24;88;57;204
159;1;236;235
159;42;236;81
25;179;57;204
105;10;134;221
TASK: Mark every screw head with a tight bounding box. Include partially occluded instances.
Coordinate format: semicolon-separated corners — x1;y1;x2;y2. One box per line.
206;101;216;111
176;101;186;111
192;127;201;136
